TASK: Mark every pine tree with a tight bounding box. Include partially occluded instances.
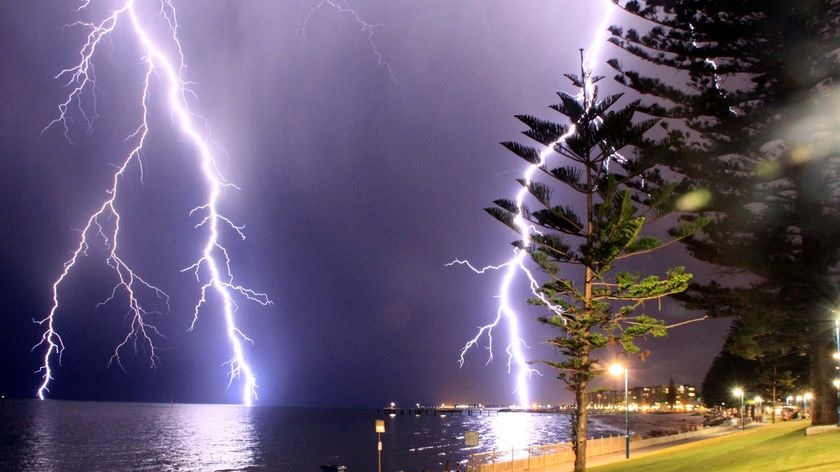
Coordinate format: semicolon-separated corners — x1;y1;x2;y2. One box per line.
701;310;807;421
667;377;677;409
608;0;840;425
489;53;704;472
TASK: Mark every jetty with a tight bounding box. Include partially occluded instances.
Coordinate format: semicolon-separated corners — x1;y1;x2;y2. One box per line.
377;406;565;417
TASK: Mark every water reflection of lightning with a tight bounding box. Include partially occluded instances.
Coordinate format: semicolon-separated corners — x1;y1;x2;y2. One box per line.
448;1;615;407
35;0;270;405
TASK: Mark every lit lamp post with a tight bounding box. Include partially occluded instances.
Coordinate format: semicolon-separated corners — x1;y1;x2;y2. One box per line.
833;379;840;425
835;313;840;426
375;419;385;472
609;363;630;459
795;395;803;418
733;388;745;430
803;393;813;419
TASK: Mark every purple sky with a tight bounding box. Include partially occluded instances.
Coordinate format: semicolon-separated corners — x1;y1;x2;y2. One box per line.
0;1;730;407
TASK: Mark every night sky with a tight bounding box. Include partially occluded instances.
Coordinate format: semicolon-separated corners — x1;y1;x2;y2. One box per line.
0;1;730;407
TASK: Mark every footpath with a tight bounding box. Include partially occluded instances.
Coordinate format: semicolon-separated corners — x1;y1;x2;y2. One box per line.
540;424;745;472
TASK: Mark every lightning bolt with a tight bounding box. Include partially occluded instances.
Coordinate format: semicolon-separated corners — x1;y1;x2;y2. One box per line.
686;20;735;115
35;0;270;406
300;0;401;85
449;1;616;407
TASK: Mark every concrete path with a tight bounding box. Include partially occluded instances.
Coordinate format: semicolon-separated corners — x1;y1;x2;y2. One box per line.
538;425;743;472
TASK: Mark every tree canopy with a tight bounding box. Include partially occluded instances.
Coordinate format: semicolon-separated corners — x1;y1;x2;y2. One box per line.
490;54;703;471
609;0;840;424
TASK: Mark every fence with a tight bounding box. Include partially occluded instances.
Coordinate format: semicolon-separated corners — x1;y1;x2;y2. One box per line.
467;425;731;472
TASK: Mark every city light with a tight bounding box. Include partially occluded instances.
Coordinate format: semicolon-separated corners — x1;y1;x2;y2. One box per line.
609;363;630;459
732;388;745;430
802;392;813;418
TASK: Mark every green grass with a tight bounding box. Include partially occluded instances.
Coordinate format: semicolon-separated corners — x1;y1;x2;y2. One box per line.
589;421;840;472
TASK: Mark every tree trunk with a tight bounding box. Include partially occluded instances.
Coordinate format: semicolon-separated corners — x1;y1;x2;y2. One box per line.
809;330;838;425
794;168;838;426
573;365;589;472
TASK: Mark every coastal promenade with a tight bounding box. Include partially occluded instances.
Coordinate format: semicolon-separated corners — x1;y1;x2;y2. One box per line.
498;420;840;472
469;423;742;472
548;425;738;471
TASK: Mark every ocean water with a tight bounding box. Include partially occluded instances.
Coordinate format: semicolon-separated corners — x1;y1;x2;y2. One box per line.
0;400;623;472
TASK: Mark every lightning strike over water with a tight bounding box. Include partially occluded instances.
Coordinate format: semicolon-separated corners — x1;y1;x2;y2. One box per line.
449;1;616;408
35;0;270;405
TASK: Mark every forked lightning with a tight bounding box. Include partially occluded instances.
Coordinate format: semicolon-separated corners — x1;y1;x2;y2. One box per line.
35;0;270;405
449;1;616;407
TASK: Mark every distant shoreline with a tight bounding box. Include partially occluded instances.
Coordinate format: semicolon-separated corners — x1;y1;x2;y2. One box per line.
589;411;704;439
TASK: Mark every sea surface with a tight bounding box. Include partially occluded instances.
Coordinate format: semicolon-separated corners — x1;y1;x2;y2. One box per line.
0;400;624;472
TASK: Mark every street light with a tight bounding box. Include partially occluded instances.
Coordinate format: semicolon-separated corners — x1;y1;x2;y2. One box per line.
804;393;813;418
609;363;630;459
834;315;839;363
835;314;840;426
375;419;385;472
733;388;745;430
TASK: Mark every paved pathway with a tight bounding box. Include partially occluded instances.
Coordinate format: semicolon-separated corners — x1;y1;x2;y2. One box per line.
539;425;745;472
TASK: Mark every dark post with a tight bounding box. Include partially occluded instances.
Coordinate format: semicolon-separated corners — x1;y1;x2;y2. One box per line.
624;369;629;459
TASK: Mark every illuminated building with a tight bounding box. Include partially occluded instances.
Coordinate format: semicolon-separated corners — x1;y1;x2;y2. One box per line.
586;384;701;411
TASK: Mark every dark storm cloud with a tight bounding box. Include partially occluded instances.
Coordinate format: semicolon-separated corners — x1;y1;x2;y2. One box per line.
0;1;727;407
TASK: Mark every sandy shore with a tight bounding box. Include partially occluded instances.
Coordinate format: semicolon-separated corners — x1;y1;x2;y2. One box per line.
589;412;706;438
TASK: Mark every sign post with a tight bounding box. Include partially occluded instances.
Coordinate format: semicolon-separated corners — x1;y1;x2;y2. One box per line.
465;431;479;472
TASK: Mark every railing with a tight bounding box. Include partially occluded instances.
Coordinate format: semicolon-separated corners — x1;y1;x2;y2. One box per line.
466;425;732;472
467;435;617;472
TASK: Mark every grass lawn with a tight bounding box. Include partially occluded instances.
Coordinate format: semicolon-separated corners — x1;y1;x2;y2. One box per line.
589;421;840;472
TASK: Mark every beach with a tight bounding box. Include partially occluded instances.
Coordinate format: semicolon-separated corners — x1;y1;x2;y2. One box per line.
590;412;706;439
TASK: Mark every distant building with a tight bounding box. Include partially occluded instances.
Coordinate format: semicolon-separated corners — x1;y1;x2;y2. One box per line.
586;384;700;411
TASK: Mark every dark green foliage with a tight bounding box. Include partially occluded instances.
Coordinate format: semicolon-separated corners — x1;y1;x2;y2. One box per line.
489;60;703;472
667;378;677;408
701;351;754;408
610;0;840;425
702;291;809;409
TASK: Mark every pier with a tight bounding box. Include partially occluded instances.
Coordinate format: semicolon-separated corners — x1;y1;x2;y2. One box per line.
377;406;564;417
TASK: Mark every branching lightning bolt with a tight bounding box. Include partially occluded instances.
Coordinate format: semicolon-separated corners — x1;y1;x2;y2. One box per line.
686;19;735;116
448;1;616;407
301;0;401;85
35;0;270;406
